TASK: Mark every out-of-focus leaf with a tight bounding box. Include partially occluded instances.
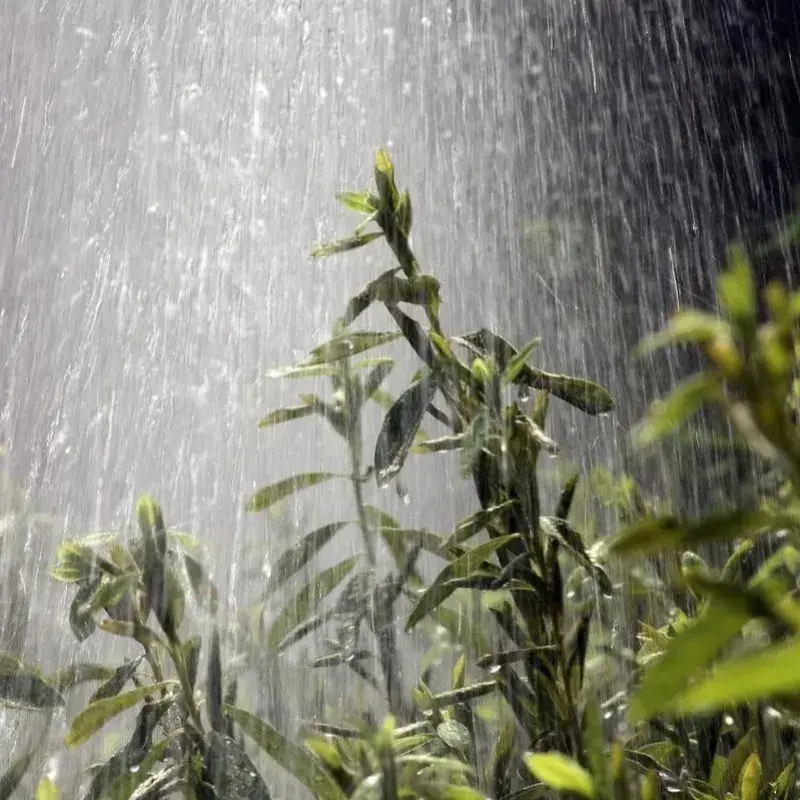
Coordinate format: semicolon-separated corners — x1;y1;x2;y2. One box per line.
34;777;59;800
607;509;780;557
406;536;520;630
525;752;595;799
660;635;800;715
375;372;440;488
90;655;144;703
630;595;755;721
181;551;220;613
267;556;359;650
311;231;384;258
719;246;757;330
225;704;347;800
246;473;344;512
203;730;272;799
451;654;466;690
490;723;517;799
634;310;731;358
265;521;349;594
299;332;403;367
0;653;64;710
0;750;36;800
634;373;722;446
65;682;175;748
739;752;762;800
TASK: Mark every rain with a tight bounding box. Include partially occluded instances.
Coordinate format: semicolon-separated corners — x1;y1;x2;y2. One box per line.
1;0;798;796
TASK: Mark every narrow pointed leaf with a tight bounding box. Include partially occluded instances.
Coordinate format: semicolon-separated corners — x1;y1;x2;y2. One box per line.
504;336;542;384
634;310;730;357
89;655;144;703
208;628;224;732
265;522;349;594
65;682;175;747
267;556;360;650
439;502;517;552
311;232;384;258
299;332;403;367
257;403;318;429
375;372;440;488
50;663;117;693
0;653;64;710
525;752;595;799
246;473;344;512
225;704;347;800
337;191;380;215
266;357;393;381
406;535;520;630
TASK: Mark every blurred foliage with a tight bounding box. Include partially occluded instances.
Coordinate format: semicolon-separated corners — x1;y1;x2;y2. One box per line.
3;154;800;800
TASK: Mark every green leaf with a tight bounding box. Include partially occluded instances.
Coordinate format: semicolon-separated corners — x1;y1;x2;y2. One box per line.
225;704;347;800
246;473;344;512
35;778;59;800
266;356;394;381
525;752;595;799
436;720;471;750
257;402;318;428
181;551;220;614
337;191;380;215
634;310;730;358
460;412;491;476
208;628;224;733
739;752;762;800
89;655;144;703
65;681;175;747
267;556;360;650
661;634;800;715
203;730;272;799
458;329;613;414
406;536;520;631
0;750;36;800
311;231;384;258
49;663;117;693
375;372;440;488
439;503;517;552
374;150;398;210
607;509;779;557
504;336;542;384
629;598;753;721
633;373;722;446
0;653;65;710
719;246;757;330
299;331;403;366
79;737;171;800
265;521;349;594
